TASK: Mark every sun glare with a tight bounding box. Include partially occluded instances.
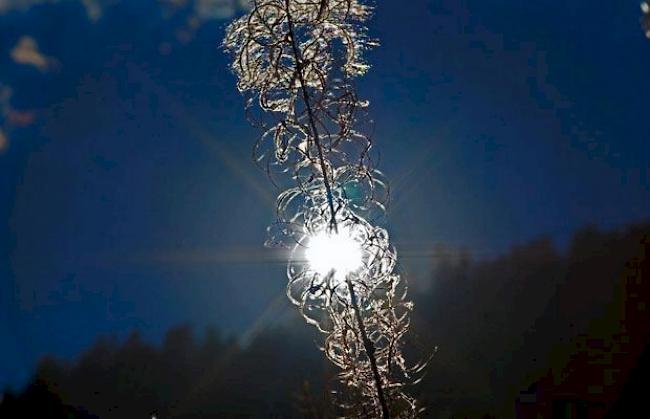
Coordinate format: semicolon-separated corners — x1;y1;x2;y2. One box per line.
305;228;364;278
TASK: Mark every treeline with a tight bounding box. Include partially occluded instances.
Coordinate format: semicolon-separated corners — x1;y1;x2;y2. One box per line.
1;325;334;418
1;223;648;418
413;223;649;417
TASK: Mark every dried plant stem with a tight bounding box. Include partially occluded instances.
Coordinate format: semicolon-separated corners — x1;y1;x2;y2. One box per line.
285;2;390;413
284;0;337;228
347;278;391;419
223;0;424;415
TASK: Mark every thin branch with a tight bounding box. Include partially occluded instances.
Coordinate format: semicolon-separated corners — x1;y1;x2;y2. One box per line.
347;278;390;419
284;0;337;230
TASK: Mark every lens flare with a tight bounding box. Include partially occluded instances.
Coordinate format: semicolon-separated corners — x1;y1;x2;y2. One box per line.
305;228;363;278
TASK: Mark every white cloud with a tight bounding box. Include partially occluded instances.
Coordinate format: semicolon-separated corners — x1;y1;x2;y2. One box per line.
10;36;57;71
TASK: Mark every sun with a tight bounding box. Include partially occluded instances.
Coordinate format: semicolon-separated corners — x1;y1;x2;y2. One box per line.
305;227;364;278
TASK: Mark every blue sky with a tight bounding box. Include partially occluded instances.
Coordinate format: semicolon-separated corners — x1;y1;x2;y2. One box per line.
1;0;649;390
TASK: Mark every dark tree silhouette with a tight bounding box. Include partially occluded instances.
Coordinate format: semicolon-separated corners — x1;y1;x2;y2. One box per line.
2;223;648;418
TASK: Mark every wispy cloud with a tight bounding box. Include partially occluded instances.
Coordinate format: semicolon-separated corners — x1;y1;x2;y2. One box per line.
0;0;102;21
161;0;250;20
81;0;102;21
0;83;36;152
641;1;650;38
0;0;78;16
160;0;251;46
0;128;7;153
10;36;58;72
0;0;251;154
5;107;35;127
0;0;49;14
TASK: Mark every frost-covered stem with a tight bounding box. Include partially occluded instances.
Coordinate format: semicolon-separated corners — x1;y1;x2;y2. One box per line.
284;0;337;230
347;278;391;419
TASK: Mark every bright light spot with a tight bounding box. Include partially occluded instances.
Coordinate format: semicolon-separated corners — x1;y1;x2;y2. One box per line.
305;227;363;278
642;2;650;13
